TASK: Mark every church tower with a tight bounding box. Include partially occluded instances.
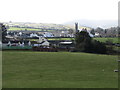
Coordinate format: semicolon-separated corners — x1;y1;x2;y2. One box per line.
75;22;79;33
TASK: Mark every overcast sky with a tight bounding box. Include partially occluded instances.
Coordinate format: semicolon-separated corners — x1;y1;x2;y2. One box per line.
0;0;119;24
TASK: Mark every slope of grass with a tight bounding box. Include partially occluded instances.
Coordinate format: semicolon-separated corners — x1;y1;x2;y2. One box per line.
2;51;118;88
93;37;118;43
47;37;118;43
47;38;74;41
8;27;41;31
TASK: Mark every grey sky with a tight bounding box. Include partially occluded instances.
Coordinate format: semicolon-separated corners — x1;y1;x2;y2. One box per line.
0;0;119;24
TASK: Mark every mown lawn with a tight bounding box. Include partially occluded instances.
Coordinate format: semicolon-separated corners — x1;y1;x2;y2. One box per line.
2;51;118;88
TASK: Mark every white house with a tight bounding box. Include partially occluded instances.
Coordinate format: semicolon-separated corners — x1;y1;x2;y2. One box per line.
38;37;47;43
95;32;100;36
41;41;49;46
28;41;31;46
30;33;39;37
8;41;11;46
33;36;50;47
43;32;54;37
88;32;94;37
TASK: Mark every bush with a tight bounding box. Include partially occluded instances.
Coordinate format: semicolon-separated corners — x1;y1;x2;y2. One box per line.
75;31;107;54
91;40;107;54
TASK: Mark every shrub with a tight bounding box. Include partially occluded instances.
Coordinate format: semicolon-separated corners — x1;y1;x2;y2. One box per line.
75;31;107;54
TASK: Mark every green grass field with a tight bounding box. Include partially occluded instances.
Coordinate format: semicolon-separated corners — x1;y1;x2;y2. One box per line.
2;51;118;88
47;37;118;43
8;27;55;31
8;27;41;31
47;38;74;41
93;37;118;44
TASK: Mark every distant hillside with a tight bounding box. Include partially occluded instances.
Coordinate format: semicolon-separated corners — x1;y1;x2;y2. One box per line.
65;24;91;30
2;22;71;31
64;19;117;29
1;22;90;31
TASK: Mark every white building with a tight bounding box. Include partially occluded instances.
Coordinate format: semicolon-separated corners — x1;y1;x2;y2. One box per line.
30;33;39;37
95;32;100;36
41;41;49;46
33;36;50;47
43;32;54;37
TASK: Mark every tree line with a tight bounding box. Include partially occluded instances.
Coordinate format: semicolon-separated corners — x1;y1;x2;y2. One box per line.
90;27;119;37
75;30;119;55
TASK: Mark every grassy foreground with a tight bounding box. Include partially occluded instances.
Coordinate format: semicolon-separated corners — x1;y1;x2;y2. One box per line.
2;51;118;88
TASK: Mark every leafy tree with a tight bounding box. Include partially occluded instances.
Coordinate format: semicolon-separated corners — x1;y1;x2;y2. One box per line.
95;27;104;32
0;23;7;41
90;29;95;35
95;27;104;37
91;40;107;54
68;29;74;34
104;29;107;34
75;31;92;52
75;30;107;54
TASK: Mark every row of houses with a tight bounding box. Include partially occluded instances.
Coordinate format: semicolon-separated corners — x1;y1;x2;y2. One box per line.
7;30;74;39
2;35;74;49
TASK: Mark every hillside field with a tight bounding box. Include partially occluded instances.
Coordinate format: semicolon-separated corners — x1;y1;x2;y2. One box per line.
2;51;118;88
93;37;118;44
47;37;118;43
8;27;41;31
